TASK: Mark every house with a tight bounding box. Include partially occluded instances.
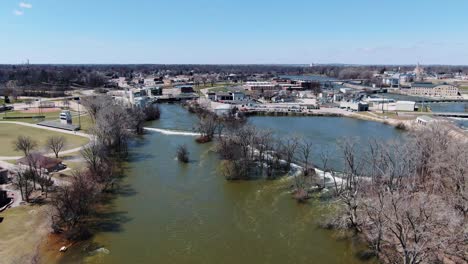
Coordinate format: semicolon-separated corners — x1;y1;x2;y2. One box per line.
407;82;459;97
17;153;65;173
214;92;234;101
416;116;436;126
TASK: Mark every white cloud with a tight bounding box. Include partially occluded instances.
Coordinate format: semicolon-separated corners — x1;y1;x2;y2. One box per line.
19;2;32;9
13;9;24;16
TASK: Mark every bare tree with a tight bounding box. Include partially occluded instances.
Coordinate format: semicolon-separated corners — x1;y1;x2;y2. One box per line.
46;136;66;158
92;103;133;155
280;136;300;172
130;106;146;135
326;125;468;263
299;140;314;176
12;168;33;203
13;135;37;157
80;141;105;174
50;170;98;238
80;95;113;122
194;112;223;143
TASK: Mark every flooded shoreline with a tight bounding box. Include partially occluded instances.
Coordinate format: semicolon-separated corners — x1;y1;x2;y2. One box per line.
50;104;404;263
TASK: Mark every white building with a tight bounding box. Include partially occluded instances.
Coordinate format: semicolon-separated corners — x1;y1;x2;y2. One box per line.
372;101;416;112
115;88;150;107
396;101;416;111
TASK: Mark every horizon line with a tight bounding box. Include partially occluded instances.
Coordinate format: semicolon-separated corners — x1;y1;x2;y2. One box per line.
2;63;468;67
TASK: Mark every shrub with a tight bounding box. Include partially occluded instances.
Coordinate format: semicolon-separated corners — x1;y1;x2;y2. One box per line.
395;122;407;130
176;144;189;163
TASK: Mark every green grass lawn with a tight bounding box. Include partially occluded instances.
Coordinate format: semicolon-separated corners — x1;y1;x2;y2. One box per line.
0;123;89;156
209;86;231;92
71;114;94;132
193;82;231;91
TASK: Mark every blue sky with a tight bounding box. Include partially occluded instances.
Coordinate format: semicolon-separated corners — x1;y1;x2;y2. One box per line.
1;0;468;64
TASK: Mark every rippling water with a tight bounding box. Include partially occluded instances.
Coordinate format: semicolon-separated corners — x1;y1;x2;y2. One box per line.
61;104;403;264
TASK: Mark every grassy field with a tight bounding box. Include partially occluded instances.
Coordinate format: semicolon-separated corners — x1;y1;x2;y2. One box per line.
0;204;50;263
193;82;231;92
0;123;89;156
71;114;94;132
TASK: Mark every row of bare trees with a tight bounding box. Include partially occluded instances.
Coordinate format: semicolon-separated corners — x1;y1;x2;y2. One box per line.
49;95;159;240
50;140;119;240
81;95;160;153
325;125;467;264
216;123;316;195
190;103;246;143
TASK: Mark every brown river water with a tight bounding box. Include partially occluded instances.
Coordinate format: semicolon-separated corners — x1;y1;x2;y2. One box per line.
55;104;403;264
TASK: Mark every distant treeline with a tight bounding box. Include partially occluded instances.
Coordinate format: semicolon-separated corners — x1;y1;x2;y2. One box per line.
1;64;467;91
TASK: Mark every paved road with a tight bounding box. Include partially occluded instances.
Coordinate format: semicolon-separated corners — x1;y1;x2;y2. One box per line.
0;121;92;161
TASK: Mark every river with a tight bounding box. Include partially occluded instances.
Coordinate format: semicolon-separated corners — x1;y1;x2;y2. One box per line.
59;104;403;264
